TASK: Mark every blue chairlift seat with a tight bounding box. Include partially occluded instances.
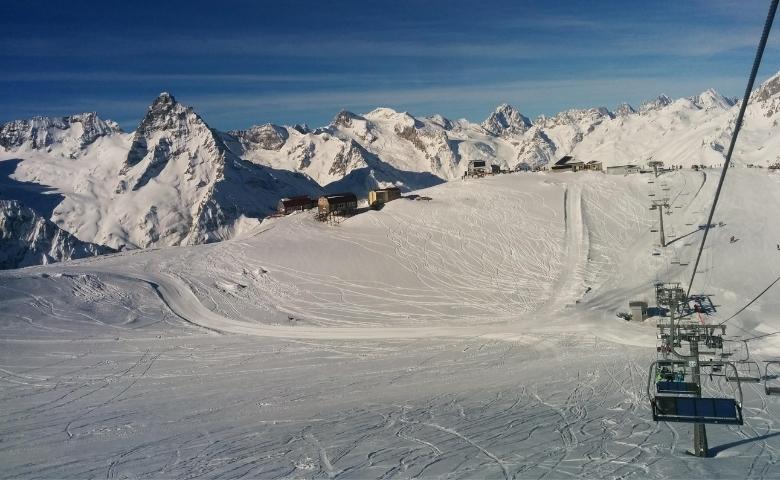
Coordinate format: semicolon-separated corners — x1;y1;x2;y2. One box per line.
656;381;700;395
652;396;743;425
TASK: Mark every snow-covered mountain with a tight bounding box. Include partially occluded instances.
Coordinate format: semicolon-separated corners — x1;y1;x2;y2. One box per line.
0;199;115;269
108;92;323;248
0;94;324;249
0;112;122;158
4;71;780;254
481;103;532;137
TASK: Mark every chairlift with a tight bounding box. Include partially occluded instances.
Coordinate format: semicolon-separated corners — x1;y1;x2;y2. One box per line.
653;360;700;395
765;361;780;395
727;361;762;383
647;360;744;425
701;360;725;375
724;340;762;383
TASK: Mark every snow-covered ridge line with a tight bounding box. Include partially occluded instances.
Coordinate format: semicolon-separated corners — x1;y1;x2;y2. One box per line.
2;72;780;253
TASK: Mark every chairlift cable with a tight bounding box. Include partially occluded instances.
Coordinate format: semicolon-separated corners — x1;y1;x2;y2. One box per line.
718;274;780;325
686;0;779;299
743;330;780;342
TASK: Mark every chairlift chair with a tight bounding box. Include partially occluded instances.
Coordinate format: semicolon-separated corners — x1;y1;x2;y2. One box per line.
724;340;761;382
764;361;780;395
727;360;762;383
647;360;744;425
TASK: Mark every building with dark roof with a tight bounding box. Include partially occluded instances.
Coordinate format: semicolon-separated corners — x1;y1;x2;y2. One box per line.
318;193;358;216
277;195;317;214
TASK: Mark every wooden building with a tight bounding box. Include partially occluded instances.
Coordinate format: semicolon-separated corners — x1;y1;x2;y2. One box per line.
318;193;358;216
277;195;316;214
368;187;401;207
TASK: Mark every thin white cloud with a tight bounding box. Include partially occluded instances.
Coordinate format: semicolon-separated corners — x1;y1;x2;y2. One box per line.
3;23;776;61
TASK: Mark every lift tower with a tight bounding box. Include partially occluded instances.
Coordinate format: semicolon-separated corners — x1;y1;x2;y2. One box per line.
650;198;671;247
649;160;664;178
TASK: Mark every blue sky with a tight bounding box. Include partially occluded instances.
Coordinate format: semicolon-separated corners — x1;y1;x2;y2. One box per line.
1;0;779;131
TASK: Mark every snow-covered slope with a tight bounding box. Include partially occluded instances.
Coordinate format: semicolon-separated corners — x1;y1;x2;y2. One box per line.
0;199;115;269
2;169;779;477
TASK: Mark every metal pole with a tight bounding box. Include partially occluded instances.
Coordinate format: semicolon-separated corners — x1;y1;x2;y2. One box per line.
658;204;666;248
690;338;709;457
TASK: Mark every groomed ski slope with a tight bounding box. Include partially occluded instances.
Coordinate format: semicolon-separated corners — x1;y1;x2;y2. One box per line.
1;169;780;478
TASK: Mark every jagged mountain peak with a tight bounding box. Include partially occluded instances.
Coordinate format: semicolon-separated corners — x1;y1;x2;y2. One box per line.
691;88;734;110
482;103;531;136
639;94;673;114
154;91;174;104
119;92;226;192
545;106;613;127
614;103;636;116
332;109;365;128
0;112;122;152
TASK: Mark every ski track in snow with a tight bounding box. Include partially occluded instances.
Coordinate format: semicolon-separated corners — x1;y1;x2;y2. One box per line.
1;171;780;478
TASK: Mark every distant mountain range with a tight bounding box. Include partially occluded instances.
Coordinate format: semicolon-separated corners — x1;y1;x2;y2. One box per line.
2;70;780;263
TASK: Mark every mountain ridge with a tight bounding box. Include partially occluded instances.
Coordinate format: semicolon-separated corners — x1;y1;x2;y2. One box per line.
3;73;780;258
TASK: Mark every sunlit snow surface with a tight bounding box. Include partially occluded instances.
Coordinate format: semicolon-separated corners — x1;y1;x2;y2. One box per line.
2;170;780;478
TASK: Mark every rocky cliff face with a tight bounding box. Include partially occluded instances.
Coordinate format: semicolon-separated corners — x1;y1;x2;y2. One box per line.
229;124;289;152
0;199;115;269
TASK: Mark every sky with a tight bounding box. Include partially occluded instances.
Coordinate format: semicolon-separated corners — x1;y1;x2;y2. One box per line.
2;0;780;131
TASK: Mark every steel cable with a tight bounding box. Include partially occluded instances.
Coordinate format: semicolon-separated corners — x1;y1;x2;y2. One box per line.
686;0;779;299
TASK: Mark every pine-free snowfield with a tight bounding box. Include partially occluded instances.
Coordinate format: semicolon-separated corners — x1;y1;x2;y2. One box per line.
2;170;780;478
